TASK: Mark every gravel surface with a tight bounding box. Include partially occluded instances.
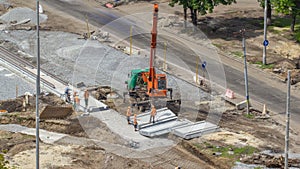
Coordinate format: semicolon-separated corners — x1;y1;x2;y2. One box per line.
0;66;35;100
0;7;47;24
0;30;217;120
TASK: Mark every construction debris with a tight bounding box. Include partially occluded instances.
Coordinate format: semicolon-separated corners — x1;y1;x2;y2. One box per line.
241;153;300;168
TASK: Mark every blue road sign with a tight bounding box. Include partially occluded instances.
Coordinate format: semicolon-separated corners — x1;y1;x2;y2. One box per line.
202;61;207;69
263;40;269;46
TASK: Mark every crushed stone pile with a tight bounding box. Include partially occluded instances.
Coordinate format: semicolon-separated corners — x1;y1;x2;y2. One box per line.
0;7;47;25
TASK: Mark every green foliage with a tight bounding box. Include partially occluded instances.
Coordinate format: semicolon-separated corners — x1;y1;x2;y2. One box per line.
271;0;296;15
245;113;255;119
194;143;258;159
272;17;293;28
212;43;222;48
231;51;243;58
0;154;9;169
253;61;274;69
295;30;300;42
169;0;237;15
270;0;300;31
254;167;263;169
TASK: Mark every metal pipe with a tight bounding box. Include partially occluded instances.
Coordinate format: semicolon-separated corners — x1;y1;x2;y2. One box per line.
285;70;291;169
263;0;267;65
36;1;40;168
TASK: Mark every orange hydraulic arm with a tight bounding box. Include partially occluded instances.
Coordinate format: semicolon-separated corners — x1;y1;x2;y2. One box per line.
148;4;159;95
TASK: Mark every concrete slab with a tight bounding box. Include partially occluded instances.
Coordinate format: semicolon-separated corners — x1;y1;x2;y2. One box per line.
129;107;177;127
88;105;174;151
139;119;191;137
173;121;219;139
0;124;67;144
21;128;66;144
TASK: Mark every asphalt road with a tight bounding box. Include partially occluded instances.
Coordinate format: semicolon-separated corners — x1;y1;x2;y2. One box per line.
42;0;299;129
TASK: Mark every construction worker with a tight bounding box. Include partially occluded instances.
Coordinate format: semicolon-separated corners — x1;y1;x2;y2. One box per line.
149;105;156;123
133;114;138;131
64;87;71;103
74;94;80;112
126;106;132;124
84;89;89;109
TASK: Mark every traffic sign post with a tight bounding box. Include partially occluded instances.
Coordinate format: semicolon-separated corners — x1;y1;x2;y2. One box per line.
263;0;268;65
263;40;269;47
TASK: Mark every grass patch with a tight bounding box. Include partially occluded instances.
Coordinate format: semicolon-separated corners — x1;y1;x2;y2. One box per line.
245;113;255;119
272;17;293;28
254;167;263;169
0;154;9;169
231;51;243;58
268;26;283;34
253;61;274;69
194;142;258;159
212;43;223;49
295;31;300;42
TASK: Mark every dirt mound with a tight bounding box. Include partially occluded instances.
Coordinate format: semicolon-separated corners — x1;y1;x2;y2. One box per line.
0;98;23;112
0;131;35;156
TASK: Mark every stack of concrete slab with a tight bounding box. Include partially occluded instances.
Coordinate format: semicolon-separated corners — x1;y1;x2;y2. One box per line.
130;107;219;139
130;108;177;128
172;121;219;139
139;119;191;137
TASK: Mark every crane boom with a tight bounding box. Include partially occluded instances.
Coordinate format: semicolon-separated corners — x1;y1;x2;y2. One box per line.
148;4;158;94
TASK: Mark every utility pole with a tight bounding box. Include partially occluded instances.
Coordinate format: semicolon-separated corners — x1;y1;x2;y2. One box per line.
285;70;291;169
263;0;268;65
36;1;40;169
241;29;250;115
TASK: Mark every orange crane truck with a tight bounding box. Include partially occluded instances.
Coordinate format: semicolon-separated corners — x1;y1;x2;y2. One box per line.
124;4;181;113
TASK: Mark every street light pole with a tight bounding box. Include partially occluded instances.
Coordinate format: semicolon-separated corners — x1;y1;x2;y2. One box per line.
36;0;40;168
263;0;267;65
285;70;291;169
241;29;250;115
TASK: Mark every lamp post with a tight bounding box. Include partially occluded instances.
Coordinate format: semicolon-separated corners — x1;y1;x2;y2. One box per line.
263;0;268;65
36;0;40;168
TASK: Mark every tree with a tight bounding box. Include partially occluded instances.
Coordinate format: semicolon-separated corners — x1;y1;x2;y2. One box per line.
271;0;300;32
169;0;189;28
169;0;236;26
258;0;272;25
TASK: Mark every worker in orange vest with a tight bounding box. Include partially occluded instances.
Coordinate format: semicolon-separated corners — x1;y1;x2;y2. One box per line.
74;94;80;112
149;105;156;123
84;89;89;109
133;114;138;131
126;106;132;124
